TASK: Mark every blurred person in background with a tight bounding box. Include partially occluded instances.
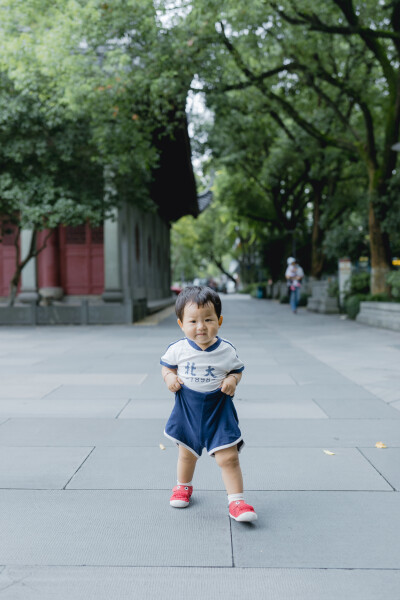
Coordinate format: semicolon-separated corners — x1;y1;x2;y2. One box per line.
285;257;304;314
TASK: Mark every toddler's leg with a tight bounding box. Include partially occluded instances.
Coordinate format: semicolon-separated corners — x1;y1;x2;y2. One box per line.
215;446;257;522
177;444;197;484
170;445;197;508
214;446;243;494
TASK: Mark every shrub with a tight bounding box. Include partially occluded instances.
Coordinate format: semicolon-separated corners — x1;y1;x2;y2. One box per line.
365;293;392;302
349;272;370;295
327;280;339;298
240;283;257;294
386;271;400;299
345;294;367;319
241;281;270;298
298;293;310;307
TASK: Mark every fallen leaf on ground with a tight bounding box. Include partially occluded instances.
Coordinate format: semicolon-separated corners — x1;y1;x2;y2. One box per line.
375;442;387;449
159;444;166;450
323;450;335;455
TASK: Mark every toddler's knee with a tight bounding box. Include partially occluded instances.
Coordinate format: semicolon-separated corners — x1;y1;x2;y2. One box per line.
179;447;197;464
215;449;240;470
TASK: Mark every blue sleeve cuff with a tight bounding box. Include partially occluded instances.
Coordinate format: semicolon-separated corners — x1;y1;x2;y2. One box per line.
160;360;178;369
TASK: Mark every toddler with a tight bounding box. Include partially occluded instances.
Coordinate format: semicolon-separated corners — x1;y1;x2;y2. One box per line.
160;285;257;522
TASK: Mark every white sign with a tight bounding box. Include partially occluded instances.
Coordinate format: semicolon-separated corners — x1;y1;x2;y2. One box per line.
338;258;352;307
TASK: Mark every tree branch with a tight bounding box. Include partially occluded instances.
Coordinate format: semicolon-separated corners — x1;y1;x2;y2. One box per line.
332;0;397;95
271;1;400;41
270;0;397;94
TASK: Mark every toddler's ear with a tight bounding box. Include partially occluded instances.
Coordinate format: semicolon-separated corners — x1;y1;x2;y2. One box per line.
218;315;223;326
177;318;183;328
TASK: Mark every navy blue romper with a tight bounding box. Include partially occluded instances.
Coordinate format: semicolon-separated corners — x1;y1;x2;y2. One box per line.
161;337;245;458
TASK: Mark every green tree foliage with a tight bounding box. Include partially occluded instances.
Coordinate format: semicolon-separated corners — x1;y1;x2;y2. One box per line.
0;0;198;301
171;184;265;284
0;73;110;304
2;0;400;296
179;0;400;291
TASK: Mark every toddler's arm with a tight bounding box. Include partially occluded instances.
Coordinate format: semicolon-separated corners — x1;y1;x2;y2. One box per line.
220;372;242;396
161;366;182;393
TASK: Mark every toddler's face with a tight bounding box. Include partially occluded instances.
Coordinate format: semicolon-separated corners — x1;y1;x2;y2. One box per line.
178;302;223;350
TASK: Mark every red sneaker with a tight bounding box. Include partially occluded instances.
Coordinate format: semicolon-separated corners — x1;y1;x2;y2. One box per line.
170;485;193;508
229;500;257;522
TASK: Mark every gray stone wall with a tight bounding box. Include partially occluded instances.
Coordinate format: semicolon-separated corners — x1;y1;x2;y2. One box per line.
357;302;400;331
307;281;339;314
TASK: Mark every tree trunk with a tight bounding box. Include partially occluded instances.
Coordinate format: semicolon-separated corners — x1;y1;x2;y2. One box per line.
212;257;237;284
7;229;38;307
368;199;390;294
310;184;325;279
367;164;391;294
8;265;24;307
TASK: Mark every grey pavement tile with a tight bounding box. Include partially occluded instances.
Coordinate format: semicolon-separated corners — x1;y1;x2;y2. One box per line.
359;447;400;491
43;383;147;401
67;446;391;492
313;394;400;419
85;361;159;374
240;419;400;447
0;397;129;418
132;383;172;399
0;567;399;600
234;399;327;419
232;491;400;568
118;398;176;419
0;384;59;400
288;368;352;386
67;446;179;490
0;418;173;447
239;447;391;491
0;363;92;375
0;490;231;566
365;384;400;405
236;383;377;402
393;400;400;412
238;358;279;368
0;357;42;366
4;413;395;450
0;447;92;489
243;373;297;385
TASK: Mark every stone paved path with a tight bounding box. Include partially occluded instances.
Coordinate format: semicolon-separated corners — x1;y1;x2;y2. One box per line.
0;295;399;599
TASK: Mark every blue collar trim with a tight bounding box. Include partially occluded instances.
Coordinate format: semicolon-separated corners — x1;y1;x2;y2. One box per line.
186;336;222;352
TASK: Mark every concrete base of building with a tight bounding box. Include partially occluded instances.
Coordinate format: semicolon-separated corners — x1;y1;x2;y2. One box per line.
0;296;176;326
357;301;400;331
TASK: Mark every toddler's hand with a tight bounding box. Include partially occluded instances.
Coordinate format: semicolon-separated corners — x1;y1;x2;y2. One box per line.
165;373;182;393
220;375;237;396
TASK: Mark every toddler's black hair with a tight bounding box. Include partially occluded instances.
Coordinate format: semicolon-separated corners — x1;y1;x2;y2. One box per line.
175;286;222;321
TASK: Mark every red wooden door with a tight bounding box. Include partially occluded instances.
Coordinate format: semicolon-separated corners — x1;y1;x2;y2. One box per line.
59;224;104;295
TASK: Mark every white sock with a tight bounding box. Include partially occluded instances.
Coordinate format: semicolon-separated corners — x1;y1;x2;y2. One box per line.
228;493;244;505
177;481;192;487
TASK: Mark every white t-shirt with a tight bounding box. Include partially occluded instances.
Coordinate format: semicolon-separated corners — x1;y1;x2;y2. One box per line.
285;264;304;287
160;336;244;393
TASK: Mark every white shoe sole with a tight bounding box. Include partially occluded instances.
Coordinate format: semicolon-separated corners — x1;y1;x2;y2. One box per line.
170;500;190;508
230;511;258;522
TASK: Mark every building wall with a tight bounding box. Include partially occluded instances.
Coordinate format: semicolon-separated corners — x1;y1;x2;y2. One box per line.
0;205;172;321
121;204;170;304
